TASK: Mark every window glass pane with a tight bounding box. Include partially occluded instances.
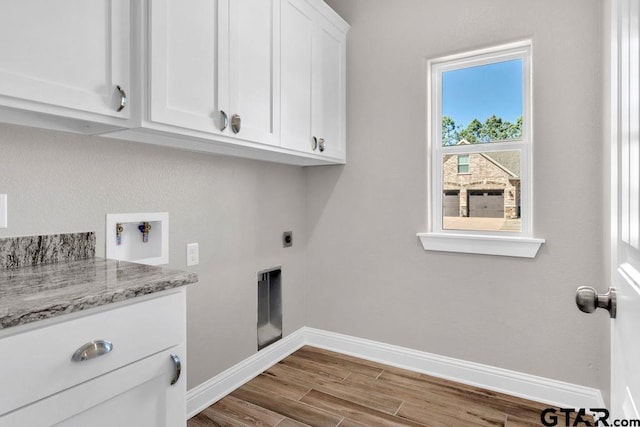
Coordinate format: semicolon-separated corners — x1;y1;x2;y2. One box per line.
457;154;469;173
442;151;521;232
441;59;523;146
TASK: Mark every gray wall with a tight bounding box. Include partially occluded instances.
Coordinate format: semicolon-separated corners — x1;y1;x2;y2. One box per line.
0;0;610;398
314;0;609;391
0;124;308;389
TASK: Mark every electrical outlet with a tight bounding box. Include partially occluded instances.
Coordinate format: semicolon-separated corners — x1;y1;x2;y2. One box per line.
0;194;6;229
186;243;199;266
283;231;292;248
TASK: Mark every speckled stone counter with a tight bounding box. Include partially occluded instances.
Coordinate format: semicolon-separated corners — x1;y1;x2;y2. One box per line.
0;257;198;329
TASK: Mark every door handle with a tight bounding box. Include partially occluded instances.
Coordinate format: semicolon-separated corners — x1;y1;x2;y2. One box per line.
115;85;127;112
575;286;617;318
170;353;181;385
219;110;228;132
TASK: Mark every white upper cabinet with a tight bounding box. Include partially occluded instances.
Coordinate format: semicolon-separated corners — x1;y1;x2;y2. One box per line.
0;0;348;165
149;0;223;134
227;0;280;145
281;0;315;154
148;0;278;145
314;18;346;160
281;0;348;161
0;0;131;133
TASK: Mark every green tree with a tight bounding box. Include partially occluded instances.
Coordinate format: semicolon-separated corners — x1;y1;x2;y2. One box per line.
458;118;482;143
441;115;523;144
442;115;460;146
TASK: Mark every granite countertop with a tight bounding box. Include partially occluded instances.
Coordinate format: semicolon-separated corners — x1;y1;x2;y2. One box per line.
0;257;198;329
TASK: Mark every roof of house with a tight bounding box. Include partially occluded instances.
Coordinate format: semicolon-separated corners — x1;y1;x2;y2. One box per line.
451;139;520;177
483;151;520;177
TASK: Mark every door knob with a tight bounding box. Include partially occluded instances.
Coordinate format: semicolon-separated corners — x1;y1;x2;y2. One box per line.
575;286;616;318
231;114;241;134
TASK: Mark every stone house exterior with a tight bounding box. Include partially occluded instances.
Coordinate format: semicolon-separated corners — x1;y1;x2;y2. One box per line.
442;143;520;219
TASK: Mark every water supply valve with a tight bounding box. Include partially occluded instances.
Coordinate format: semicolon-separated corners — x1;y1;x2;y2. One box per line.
138;222;151;243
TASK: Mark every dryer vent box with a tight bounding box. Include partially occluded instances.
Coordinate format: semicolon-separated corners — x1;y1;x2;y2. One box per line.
257;267;282;351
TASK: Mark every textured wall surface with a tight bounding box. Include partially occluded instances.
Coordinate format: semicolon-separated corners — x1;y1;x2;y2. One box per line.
0;0;610;399
0;124;308;389
315;0;609;392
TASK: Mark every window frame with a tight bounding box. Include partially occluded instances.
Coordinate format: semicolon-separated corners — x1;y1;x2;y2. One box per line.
418;40;544;258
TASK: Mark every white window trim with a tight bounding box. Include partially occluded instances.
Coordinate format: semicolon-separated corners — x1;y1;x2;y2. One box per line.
418;40;545;258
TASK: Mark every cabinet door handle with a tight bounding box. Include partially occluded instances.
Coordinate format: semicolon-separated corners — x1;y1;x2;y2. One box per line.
71;340;113;362
170;354;181;385
219;110;228;131
116;85;127;112
312;136;318;151
231;114;241;134
318;138;325;153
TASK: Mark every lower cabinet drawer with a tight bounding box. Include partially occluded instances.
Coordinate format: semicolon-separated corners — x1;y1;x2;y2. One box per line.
0;346;186;427
0;290;186;416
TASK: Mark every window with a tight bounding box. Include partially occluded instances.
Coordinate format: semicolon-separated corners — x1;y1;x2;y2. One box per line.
417;40;544;258
457;154;470;174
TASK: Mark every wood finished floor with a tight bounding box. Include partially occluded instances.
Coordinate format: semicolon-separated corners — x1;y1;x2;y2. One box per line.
187;346;585;427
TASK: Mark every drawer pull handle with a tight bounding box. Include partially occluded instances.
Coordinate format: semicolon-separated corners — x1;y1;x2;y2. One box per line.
71;340;113;362
170;354;181;385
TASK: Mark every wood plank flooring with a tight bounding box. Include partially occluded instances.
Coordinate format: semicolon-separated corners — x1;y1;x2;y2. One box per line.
187;346;585;427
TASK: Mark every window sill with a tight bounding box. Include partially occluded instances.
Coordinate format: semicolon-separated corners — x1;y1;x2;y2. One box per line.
416;232;545;258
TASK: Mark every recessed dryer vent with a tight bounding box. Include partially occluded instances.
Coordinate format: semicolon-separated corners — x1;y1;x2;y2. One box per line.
257;267;282;351
106;212;169;265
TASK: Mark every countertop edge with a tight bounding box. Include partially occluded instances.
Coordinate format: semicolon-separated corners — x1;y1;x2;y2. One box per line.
0;259;198;330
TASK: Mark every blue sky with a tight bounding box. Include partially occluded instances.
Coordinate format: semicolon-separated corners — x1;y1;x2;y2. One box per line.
442;59;523;127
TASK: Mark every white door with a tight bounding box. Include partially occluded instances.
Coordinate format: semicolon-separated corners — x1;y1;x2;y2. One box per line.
149;0;227;133
313;19;346;159
0;348;186;427
281;0;315;154
227;0;279;145
611;0;640;419
0;0;130;118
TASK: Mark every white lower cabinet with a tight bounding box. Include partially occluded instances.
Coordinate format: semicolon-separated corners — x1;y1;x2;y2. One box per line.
1;347;185;427
0;290;187;427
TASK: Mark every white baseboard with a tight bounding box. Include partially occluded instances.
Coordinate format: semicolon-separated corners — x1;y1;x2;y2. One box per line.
186;327;605;419
303;328;605;410
186;328;306;418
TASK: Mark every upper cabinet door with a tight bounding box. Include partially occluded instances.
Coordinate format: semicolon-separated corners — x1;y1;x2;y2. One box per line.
149;0;227;134
281;0;348;160
0;0;131;119
280;0;315;154
313;18;347;160
227;0;280;145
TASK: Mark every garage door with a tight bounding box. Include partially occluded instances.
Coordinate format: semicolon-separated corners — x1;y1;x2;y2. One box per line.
443;191;460;217
468;190;504;218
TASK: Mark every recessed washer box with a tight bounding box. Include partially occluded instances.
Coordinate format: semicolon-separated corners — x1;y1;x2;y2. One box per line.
106;212;169;265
